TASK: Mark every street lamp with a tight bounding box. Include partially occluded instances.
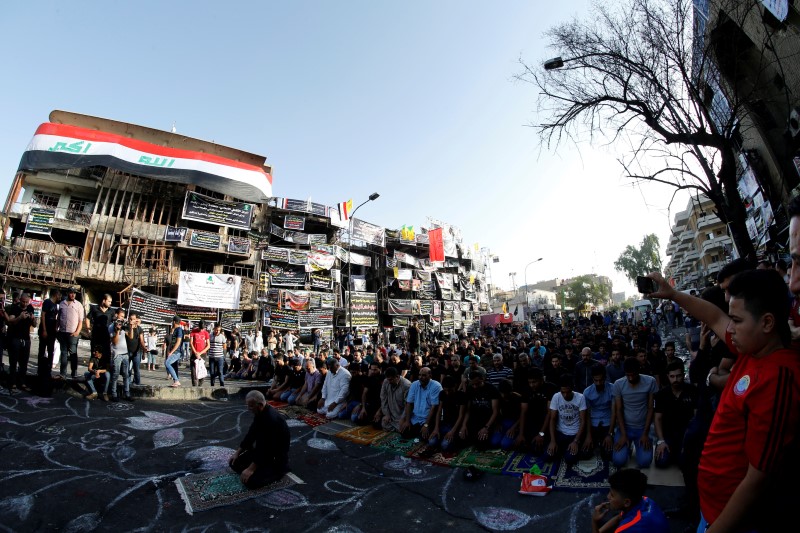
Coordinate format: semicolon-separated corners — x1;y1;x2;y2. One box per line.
543;57;565;70
524;258;544;320
347;192;380;333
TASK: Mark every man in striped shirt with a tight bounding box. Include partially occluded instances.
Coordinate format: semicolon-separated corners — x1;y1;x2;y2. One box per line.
485;353;513;388
208;323;227;387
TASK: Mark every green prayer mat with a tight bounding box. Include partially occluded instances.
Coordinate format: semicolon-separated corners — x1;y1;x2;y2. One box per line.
175;469;303;514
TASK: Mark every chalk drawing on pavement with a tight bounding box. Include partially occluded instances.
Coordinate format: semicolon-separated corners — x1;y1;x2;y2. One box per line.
125;410;186;430
153;427;184;449
472;507;533;531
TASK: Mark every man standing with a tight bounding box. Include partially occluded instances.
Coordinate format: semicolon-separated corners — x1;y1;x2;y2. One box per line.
6;292;35;391
85;294;114;364
37;287;60;395
57;287;84;380
399;367;442;440
229;391;290;489
164;316;184;387
189;319;210;387
125;312;145;387
317;356;351;419
108;308;132;402
208;323;227;387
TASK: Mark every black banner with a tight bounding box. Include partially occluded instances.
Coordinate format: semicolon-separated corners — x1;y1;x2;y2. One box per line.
269;307;299;329
284;215;305;230
351;218;385;247
268;265;306;286
298;308;334;329
310;292;335;308
238;321;258;336
128;288;177;325
310;272;332;290
26;207;55;235
262;246;290;262
346;291;378;327
176;305;218;323
164;225;188;242
280;198;328;217
219;310;243;331
190;230;221;250
182;191;253;230
227;237;251;255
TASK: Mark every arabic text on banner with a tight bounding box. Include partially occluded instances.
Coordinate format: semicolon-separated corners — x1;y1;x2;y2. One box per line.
182;191;254;230
345;291;378;327
177;272;241;310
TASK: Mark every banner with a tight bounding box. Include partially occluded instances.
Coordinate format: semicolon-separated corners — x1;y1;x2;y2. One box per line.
270;223;326;245
284;214;306;230
176;305;218;323
310;292;336;308
350;276;367;291
164;225;188;242
310;272;333;290
182;191;253;230
258;272;269;292
348;251;372;267
388;299;422;315
219;310;243;331
189;230;221;250
269;307;299;329
444;238;458;258
227;237;251;255
262;246;290;262
288;250;309;265
308;251;335;271
298;308;334;329
346;291;379;327
19;122;273;202
428;227;444;262
128;288;177;325
268;265;306;286
238;321;259;336
177;272;241;310
350;218;385;247
248;231;270;250
279;198;329;217
26;207;56;235
283;290;311;311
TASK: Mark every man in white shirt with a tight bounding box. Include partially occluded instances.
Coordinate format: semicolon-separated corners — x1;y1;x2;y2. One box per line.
546;373;588;465
283;330;298;352
317;356;351;419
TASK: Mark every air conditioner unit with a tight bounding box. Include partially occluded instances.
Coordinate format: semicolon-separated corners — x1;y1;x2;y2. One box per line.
789;107;800;138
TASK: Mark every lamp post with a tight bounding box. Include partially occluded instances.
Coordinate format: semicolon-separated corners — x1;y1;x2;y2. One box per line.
346;192;380;333
523;257;544;319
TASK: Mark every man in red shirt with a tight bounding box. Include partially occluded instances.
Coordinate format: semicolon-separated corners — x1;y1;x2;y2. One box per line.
189;320;210;387
648;269;800;532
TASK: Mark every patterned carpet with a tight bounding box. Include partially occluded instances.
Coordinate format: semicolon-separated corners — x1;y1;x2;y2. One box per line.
335;425;387;445
175;469;303;514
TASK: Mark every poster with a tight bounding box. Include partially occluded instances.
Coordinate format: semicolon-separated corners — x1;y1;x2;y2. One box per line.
177;272;241;310
284;290;311;311
164;225;188;242
189;230;221;250
262;246;290;262
269;307;299;329
308;251;335;271
310;292;335;308
26;207;55;235
128;288;177;325
227;237;251;255
238;321;259;336
310;272;333;290
289;250;309;265
182;191;253;230
388;299;421;316
284;215;306;230
279;198;329;217
345;291;378;327
176;305;218;323
219;310;243;331
348;251;372;267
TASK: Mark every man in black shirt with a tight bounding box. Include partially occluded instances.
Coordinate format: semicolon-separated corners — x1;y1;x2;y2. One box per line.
229;390;290;489
85;294;114;361
458;366;500;450
37;287;61;395
6;292;35;391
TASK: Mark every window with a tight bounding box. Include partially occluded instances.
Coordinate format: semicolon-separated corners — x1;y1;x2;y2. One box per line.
180;257;215;273
32;191;60;209
710;255;719;262
193;186;224;200
66;197;94;222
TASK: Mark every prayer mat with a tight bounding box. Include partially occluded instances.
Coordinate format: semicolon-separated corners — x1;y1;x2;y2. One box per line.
314;420;353;436
552;451;615;490
369;432;425;456
500;452;559;478
175;469;303;515
451;447;511;474
639;460;685;487
299;412;329;427
267;400;288;409
406;444;458;468
278;405;310;420
335;425;388;446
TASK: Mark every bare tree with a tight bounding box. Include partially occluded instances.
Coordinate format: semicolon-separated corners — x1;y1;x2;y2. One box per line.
518;0;792;260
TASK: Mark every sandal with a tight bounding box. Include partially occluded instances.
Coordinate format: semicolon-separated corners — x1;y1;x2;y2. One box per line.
170;382;181;387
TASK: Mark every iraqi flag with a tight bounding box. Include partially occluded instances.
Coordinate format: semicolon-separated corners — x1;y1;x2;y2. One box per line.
338;199;353;221
18;123;273;202
428;227;444;262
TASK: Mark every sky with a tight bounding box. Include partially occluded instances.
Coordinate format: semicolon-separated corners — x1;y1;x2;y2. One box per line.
0;1;689;298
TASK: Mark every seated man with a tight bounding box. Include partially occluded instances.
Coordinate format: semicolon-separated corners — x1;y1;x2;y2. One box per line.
591;468;669;533
428;375;466;451
83;345;109;400
376;366;410;432
492;379;524;450
515;367;557;455
399;367;442;440
458;366;500;450
546;373;588;466
266;355;289;400
317;356;351;419
228;391;290;489
582;365;615;461
612;357;657;468
354;362;383;426
282;357;306;403
294;358;324;408
338;362;368;420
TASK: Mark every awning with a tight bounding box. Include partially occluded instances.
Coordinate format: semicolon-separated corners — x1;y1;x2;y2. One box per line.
18;123;273;202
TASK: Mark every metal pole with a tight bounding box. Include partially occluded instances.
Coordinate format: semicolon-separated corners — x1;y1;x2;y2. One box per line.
345;193;379;334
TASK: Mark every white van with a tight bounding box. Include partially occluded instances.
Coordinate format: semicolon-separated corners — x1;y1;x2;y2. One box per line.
632;299;654;321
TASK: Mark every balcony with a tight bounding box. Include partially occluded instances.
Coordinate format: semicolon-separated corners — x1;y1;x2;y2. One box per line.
696;214;722;230
701;235;732;255
10;202;93;229
0;237;81;285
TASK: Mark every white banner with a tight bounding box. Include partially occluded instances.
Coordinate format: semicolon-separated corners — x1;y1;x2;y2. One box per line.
177;272;241;310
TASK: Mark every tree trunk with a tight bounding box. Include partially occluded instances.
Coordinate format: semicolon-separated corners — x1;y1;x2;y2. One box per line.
718;149;757;261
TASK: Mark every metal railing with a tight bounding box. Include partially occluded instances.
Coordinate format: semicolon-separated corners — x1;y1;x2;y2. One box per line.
10;202;93;225
1;237;82;284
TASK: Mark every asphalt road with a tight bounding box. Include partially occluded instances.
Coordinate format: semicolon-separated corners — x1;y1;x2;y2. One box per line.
0;386;694;533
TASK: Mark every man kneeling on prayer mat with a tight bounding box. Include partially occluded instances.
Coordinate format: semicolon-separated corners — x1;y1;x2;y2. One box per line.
229;390;291;489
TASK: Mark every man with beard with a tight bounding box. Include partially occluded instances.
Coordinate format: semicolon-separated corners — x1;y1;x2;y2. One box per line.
458;366;500;450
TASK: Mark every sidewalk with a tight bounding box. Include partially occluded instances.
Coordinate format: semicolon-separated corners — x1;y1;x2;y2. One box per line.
10;335;270;401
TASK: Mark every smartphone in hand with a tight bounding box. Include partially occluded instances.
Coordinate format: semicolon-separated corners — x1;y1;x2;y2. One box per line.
636;275;658;294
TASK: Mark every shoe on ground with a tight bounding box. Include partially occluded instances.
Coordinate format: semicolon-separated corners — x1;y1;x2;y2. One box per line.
86;392;98;400
124;395;134;402
102;393;109;402
170;381;181;387
111;396;120;402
